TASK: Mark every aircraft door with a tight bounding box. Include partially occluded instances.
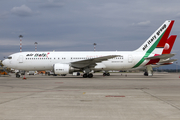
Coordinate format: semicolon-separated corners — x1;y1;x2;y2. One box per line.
128;55;133;63
19;55;23;63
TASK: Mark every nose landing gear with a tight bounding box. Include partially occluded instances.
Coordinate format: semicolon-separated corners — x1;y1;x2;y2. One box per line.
103;72;110;76
16;72;20;78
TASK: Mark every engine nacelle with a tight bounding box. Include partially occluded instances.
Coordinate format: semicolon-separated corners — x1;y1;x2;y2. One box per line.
54;63;70;74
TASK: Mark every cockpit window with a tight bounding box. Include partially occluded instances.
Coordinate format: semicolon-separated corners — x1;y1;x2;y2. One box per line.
7;56;12;59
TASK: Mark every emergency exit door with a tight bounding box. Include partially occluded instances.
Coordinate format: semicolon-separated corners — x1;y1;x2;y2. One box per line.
128;55;133;63
19;55;23;63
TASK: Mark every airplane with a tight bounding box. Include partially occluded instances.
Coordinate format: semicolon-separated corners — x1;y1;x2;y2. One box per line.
2;20;176;78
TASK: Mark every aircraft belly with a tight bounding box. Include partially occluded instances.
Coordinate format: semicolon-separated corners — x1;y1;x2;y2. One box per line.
104;61;124;70
94;63;106;71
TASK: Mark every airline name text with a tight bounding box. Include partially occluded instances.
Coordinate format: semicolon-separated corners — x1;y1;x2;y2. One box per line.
26;53;50;57
142;24;167;51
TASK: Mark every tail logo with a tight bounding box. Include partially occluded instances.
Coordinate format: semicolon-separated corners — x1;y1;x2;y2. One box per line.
164;43;170;50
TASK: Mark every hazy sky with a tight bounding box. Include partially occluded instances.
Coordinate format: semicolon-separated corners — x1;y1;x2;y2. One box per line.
0;0;180;65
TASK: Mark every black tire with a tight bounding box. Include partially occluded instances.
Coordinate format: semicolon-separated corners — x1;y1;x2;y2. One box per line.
83;74;88;78
144;72;148;76
16;74;20;78
88;73;93;78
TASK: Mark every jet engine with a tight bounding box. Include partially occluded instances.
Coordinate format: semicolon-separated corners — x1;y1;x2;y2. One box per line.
53;63;70;74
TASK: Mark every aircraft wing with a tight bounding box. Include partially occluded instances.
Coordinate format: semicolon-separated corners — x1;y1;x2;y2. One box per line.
144;53;175;60
70;55;119;68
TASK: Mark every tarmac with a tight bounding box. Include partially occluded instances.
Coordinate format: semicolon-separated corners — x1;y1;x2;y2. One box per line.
0;72;180;120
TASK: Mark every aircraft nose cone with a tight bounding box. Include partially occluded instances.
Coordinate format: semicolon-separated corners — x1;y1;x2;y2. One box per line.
2;59;7;66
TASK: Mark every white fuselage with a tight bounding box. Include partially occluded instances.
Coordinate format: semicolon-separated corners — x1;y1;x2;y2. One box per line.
3;51;149;72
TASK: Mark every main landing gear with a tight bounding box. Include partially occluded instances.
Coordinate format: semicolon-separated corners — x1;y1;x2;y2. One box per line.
83;73;93;78
16;72;20;78
103;72;110;76
144;65;153;76
82;67;94;78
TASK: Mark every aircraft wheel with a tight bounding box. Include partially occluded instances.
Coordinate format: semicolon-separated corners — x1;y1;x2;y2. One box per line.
16;73;20;78
103;73;110;76
83;74;88;78
106;73;110;76
144;71;148;76
88;73;93;78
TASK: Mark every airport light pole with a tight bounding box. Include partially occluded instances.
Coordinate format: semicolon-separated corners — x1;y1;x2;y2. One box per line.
34;42;38;52
93;43;97;52
19;35;23;52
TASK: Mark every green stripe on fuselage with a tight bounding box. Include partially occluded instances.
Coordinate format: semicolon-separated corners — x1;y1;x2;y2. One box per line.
132;31;165;68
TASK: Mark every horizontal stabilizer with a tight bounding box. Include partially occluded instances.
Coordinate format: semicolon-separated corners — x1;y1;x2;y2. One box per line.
158;59;177;64
144;53;175;60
